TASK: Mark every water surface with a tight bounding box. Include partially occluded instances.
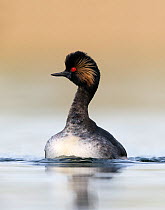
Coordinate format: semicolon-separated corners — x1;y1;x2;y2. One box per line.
0;157;165;210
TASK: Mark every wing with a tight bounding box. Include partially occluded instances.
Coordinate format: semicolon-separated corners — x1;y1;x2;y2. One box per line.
97;126;127;157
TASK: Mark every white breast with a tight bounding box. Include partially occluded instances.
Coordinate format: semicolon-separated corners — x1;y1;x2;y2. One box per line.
45;134;99;158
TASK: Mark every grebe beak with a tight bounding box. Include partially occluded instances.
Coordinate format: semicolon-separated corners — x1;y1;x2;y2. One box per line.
51;71;71;79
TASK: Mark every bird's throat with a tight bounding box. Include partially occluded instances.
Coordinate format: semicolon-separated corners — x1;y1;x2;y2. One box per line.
65;86;97;127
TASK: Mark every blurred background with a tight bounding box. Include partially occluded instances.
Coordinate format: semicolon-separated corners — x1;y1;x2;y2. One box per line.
0;0;165;157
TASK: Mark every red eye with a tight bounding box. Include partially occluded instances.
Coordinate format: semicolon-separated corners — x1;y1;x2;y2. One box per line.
70;67;77;72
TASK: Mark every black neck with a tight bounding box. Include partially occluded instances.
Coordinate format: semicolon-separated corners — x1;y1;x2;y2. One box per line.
65;85;98;127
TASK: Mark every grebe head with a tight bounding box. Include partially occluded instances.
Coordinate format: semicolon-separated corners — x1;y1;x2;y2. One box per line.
51;51;100;90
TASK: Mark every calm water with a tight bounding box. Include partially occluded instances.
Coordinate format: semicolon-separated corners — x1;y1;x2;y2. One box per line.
0;157;165;210
1;111;165;210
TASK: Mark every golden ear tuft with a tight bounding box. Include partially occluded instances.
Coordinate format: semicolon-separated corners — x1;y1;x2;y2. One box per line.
75;57;97;86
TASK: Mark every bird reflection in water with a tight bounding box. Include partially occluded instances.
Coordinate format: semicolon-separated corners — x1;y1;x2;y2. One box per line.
45;159;124;210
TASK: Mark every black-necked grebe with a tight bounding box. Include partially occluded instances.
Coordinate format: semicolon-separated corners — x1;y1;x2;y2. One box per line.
45;51;127;159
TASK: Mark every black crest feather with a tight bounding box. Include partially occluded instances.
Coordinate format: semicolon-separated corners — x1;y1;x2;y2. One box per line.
65;51;100;87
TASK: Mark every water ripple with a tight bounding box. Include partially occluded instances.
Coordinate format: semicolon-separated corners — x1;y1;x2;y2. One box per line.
0;156;165;167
